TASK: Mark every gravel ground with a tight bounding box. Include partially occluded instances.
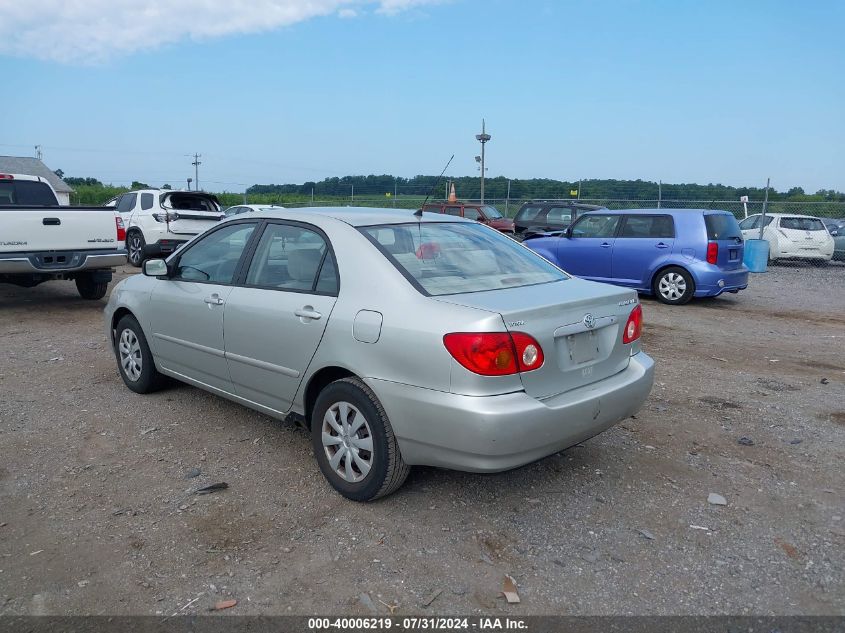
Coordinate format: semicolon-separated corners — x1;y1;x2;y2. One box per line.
1;262;843;616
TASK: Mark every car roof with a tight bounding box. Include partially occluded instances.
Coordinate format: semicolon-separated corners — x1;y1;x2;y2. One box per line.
520;201;605;210
226;206;472;227
746;212;824;219
583;208;733;215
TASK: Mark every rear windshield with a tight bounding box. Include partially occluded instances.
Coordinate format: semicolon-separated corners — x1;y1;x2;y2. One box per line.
360;222;567;296
704;213;742;240
780;217;825;231
163;192;220;212
515;205;544;221
0;180;59;206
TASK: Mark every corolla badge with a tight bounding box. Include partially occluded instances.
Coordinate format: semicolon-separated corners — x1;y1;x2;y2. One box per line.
583;313;596;329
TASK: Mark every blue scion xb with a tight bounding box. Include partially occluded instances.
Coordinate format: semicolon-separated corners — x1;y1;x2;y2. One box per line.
524;209;749;305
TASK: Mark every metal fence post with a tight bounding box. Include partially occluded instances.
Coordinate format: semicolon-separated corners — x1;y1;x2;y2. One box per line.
759;178;770;240
505;179;511;216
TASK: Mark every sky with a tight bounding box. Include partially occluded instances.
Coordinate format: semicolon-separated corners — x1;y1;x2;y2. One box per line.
1;0;843;194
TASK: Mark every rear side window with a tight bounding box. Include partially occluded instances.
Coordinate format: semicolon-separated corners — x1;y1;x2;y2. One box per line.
140;193;154;210
704;214;742;240
0;180;59;205
361;222;567;296
444;206;462;217
464;207;481;220
515;205;544;221
780;217;825;231
620;215;675;238
116;193;137;213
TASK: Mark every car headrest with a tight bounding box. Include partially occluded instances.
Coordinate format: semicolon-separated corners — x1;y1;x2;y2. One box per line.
287;249;322;282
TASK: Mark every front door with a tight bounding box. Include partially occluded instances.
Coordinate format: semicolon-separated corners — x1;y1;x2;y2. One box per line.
555;213;621;281
148;221;259;393
224;222;340;413
611;214;676;288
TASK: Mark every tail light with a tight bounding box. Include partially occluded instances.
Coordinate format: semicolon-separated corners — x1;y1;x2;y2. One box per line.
0;174;14;180
115;216;126;242
706;241;718;265
622;305;643;344
443;332;544;376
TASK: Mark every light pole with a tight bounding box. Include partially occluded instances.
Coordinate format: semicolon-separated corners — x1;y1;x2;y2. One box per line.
475;119;491;204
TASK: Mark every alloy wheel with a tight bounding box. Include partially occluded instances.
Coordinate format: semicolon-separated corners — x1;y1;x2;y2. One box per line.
128;235;142;265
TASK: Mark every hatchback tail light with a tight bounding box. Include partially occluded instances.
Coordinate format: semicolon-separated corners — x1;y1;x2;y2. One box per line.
622;305;643;344
443;332;544;376
115;216;126;242
706;241;719;265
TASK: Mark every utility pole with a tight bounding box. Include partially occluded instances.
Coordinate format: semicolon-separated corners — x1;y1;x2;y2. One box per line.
505;179;511;216
191;153;202;191
475;119;491;204
34;145;43;160
351;184;354;203
577;179;582;200
394;180;397;208
658;180;662;208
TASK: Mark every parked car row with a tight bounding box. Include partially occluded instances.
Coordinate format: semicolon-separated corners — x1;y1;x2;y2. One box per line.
739;213;837;263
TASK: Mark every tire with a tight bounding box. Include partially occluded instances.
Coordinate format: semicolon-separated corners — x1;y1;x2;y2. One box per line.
75;274;108;300
114;315;167;394
311;377;409;501
126;230;146;267
653;266;695;305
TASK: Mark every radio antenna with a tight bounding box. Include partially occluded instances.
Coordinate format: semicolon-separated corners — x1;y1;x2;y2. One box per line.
415;154;454;218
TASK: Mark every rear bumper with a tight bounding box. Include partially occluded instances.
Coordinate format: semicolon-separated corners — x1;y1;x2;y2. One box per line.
0;249;127;275
144;239;189;258
693;266;749;297
366;352;655;472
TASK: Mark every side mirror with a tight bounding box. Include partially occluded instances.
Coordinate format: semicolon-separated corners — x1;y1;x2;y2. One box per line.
143;259;168;277
564;226;573;238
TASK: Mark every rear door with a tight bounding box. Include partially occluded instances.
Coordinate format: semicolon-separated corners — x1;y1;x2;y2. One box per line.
704;213;744;269
555;213;621;281
161;192;222;236
224;221;339;413
611;214;675;287
147;221;259;392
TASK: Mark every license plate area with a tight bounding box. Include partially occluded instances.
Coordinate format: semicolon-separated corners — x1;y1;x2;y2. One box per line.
567;330;600;364
729;248;738;261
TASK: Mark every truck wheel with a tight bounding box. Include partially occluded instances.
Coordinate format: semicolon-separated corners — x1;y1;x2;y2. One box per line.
75;274;108;300
127;231;146;267
311;377;409;501
114;315;167;393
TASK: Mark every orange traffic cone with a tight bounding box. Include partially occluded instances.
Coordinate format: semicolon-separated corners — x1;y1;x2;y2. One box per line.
447;182;457;203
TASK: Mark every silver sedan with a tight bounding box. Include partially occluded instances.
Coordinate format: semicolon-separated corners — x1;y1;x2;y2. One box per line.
104;207;654;501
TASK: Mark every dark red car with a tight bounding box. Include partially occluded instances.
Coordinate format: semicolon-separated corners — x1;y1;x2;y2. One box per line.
421;202;515;235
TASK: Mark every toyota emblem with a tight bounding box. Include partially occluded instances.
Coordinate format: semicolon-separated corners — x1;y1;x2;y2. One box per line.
583;313;596;329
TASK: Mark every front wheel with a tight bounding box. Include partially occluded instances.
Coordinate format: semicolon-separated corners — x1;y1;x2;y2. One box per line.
126;231;146;267
75;274;108;300
114;315;167;393
653;266;694;305
311;377;409;501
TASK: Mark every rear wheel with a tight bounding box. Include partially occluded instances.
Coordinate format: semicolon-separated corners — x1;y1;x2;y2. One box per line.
114;315;167;393
126;231;146;267
653;266;694;305
311;377;409;501
75;274;108;300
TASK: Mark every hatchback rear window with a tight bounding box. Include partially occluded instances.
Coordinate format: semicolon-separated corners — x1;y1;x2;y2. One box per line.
515;206;544;221
361;222;567;296
780;217;825;231
704;213;742;240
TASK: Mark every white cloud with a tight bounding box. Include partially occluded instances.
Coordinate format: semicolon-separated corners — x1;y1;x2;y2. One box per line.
0;0;442;63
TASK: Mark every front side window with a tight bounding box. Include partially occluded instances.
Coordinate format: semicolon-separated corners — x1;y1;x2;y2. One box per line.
739;216;758;230
361;222;567;296
571;214;621;238
780;217;825;231
546;207;573;224
245;223;337;293
620;215;675;238
482;205;503;219
173;222;257;284
444;206;462;217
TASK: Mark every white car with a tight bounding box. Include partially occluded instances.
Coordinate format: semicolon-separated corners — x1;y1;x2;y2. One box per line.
739;213;834;263
223;203;286;218
109;189;224;266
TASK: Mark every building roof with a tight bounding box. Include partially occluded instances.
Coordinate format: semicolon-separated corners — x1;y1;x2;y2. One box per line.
0;156;74;193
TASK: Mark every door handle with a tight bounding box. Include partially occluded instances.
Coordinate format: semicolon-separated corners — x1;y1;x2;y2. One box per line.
43;217;61;226
203;294;224;306
295;307;322;320
655;242;670;249
600;242;612;248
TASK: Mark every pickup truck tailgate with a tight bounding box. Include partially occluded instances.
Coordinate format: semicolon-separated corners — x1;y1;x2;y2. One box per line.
0;207;119;253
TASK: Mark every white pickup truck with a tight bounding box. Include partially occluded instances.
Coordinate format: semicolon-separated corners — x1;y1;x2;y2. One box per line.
0;173;127;299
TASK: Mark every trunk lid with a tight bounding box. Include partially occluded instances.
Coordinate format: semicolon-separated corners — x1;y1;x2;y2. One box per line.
435;279;638;399
160;192;223;236
704;213;745;270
